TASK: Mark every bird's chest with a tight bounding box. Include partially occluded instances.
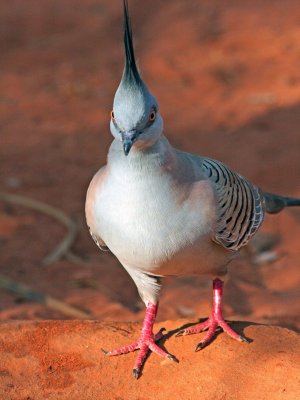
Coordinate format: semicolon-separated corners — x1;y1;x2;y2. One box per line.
94;168;214;270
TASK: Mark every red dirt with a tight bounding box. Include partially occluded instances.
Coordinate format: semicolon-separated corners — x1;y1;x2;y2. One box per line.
1;0;300;397
1;320;299;400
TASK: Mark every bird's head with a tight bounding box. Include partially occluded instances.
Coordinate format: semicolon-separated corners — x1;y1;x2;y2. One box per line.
110;0;163;156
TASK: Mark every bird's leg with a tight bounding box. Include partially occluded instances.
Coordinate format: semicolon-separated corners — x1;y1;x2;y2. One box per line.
102;302;177;378
176;278;249;350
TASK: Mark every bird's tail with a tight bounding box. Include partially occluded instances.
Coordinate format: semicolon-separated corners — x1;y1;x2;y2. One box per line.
263;191;300;214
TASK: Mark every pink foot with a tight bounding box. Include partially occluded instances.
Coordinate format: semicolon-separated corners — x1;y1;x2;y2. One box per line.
176;278;249;351
102;302;178;378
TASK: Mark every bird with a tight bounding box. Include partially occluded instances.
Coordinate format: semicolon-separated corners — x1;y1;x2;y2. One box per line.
85;0;300;379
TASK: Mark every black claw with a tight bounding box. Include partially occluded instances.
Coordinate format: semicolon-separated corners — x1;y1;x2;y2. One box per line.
101;348;109;355
167;354;179;363
132;368;140;379
240;335;250;343
195;342;205;352
175;330;184;337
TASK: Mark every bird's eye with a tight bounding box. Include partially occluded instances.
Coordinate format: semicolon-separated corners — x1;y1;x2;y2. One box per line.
110;110;115;121
149;109;157;122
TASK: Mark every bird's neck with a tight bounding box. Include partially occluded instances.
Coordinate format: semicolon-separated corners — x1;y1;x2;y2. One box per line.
107;135;177;173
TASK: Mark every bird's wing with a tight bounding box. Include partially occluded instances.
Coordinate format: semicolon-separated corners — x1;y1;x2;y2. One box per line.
202;158;265;251
85;167;109;251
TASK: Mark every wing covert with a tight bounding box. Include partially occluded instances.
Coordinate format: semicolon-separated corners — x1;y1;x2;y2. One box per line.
202;158;265;251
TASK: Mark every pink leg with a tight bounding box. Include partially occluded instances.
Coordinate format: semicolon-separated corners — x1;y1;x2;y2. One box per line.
102;302;177;378
176;278;249;350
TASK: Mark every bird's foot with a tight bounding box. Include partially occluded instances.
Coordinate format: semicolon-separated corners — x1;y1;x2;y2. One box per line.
175;278;249;350
102;327;177;378
176;314;249;351
101;303;178;379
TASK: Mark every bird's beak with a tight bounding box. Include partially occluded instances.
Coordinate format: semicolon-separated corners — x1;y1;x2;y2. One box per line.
122;131;139;156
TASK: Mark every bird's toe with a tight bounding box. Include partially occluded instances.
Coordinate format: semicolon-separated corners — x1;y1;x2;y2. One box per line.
167;354;179;363
239;335;250;343
132;368;140;379
195;342;206;352
175;329;185;337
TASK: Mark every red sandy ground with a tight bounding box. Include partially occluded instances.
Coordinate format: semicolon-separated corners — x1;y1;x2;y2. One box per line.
1;320;300;400
0;0;300;398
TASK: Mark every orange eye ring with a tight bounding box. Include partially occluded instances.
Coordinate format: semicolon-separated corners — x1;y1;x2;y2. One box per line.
149;109;156;122
110;110;115;121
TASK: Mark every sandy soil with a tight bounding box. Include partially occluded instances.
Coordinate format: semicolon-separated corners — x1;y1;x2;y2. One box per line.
0;0;300;397
1;320;300;400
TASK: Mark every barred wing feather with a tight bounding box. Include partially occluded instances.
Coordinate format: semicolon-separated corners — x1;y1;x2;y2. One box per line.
202;158;265;251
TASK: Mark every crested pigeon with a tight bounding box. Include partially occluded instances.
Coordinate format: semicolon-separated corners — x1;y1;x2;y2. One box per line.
85;0;300;379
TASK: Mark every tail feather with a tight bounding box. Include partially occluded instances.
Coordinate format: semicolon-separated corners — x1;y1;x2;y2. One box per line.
264;192;300;214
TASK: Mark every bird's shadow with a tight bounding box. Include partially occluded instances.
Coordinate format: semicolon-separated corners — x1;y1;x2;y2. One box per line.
136;319;258;378
158;318;258;350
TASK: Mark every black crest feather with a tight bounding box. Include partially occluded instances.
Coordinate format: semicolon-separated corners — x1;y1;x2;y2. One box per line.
123;0;142;85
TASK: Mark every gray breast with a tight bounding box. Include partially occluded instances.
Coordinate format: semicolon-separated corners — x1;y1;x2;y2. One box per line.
93;167;214;271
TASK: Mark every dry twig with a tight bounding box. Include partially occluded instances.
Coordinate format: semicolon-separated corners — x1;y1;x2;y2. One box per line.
0;273;91;319
0;192;81;265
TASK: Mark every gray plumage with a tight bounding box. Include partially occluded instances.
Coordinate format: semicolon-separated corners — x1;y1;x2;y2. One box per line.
264;192;300;213
86;0;300;307
202;158;265;251
85;0;300;377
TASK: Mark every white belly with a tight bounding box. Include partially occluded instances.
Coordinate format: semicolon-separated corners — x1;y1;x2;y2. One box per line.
93;166;216;274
